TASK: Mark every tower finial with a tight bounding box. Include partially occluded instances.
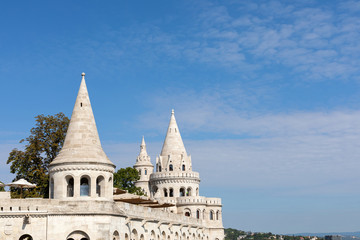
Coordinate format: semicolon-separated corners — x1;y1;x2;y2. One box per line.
171;109;174;115
82;72;85;80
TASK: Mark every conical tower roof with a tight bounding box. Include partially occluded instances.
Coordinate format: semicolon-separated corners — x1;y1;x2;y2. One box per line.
50;73;114;167
134;136;152;167
160;109;187;156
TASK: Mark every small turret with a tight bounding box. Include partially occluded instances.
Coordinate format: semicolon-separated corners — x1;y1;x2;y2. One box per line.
133;136;153;196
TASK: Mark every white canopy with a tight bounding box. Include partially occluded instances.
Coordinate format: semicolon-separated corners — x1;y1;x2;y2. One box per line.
6;178;36;188
6;178;36;198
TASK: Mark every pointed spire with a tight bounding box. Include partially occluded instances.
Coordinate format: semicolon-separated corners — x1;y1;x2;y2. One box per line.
160;109;187;156
50;73;114;167
134;136;152;166
140;136;147;155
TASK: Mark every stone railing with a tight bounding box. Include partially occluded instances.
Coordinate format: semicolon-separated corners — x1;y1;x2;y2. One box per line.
116;201;203;226
176;196;222;206
150;171;200;181
0;198;52;214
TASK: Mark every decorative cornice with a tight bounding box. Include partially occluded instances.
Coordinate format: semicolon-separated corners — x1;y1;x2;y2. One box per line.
50;165;114;173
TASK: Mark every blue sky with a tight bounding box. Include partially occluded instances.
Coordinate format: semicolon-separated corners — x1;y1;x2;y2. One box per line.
1;0;360;234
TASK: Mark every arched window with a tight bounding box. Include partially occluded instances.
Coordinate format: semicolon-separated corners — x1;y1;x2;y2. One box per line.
164;188;168;197
210;210;214;220
151;231;156;240
196;209;200;219
203;209;206;220
196;187;199;196
169;188;174;197
162;231;166;240
125;233;129;240
139;169;142;175
159;166;162;172
50;178;54;199
19;234;33;240
182;164;185;171
132;229;138;240
169;164;173;171
113;231;120;240
180;188;185;197
184;208;191;217
186;187;192;196
216;210;220;220
145;169;147;175
66;176;74;197
80;176;90;196
96;176;105;197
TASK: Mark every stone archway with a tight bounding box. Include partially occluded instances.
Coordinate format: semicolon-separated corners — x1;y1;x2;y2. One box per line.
66;230;90;240
19;234;33;240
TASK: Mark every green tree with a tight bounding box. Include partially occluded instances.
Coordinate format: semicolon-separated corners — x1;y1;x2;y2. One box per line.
0;181;4;192
113;167;144;196
7;113;69;198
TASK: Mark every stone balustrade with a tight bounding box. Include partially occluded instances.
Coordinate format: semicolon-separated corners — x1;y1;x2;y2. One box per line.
150;171;200;180
176;196;222;206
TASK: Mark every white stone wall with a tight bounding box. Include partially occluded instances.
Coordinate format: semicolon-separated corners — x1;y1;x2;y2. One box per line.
0;199;224;240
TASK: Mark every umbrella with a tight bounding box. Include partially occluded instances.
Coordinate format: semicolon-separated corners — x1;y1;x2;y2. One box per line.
6;179;36;198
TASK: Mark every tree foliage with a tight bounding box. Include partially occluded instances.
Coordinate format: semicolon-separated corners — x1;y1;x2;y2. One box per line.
0;181;4;192
7;113;69;198
113;167;144;196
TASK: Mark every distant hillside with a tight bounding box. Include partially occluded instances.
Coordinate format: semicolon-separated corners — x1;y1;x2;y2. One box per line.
294;232;360;238
224;228;324;240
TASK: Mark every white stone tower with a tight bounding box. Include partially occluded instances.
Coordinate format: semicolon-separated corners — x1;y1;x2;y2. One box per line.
49;73;115;201
149;110;201;204
133;136;154;196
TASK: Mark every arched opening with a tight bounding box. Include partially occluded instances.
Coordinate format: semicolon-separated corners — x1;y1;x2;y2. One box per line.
169;164;173;171
182;164;185;171
186;187;191;196
66;230;90;240
175;232;179;240
80;176;90;196
196;209;200;219
151;231;156;240
164;188;168;197
159;165;162;172
96;176;105;197
152;186;158;197
50;178;54;199
125;233;129;240
145;169;147;175
162;231;166;240
216;210;220;220
203;209;206;220
140;234;145;240
210;210;214;220
66;176;74;197
180;188;185;197
19;234;33;240
132;229;138;240
196;187;199;196
169;188;174;197
184;208;191;217
113;230;120;240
